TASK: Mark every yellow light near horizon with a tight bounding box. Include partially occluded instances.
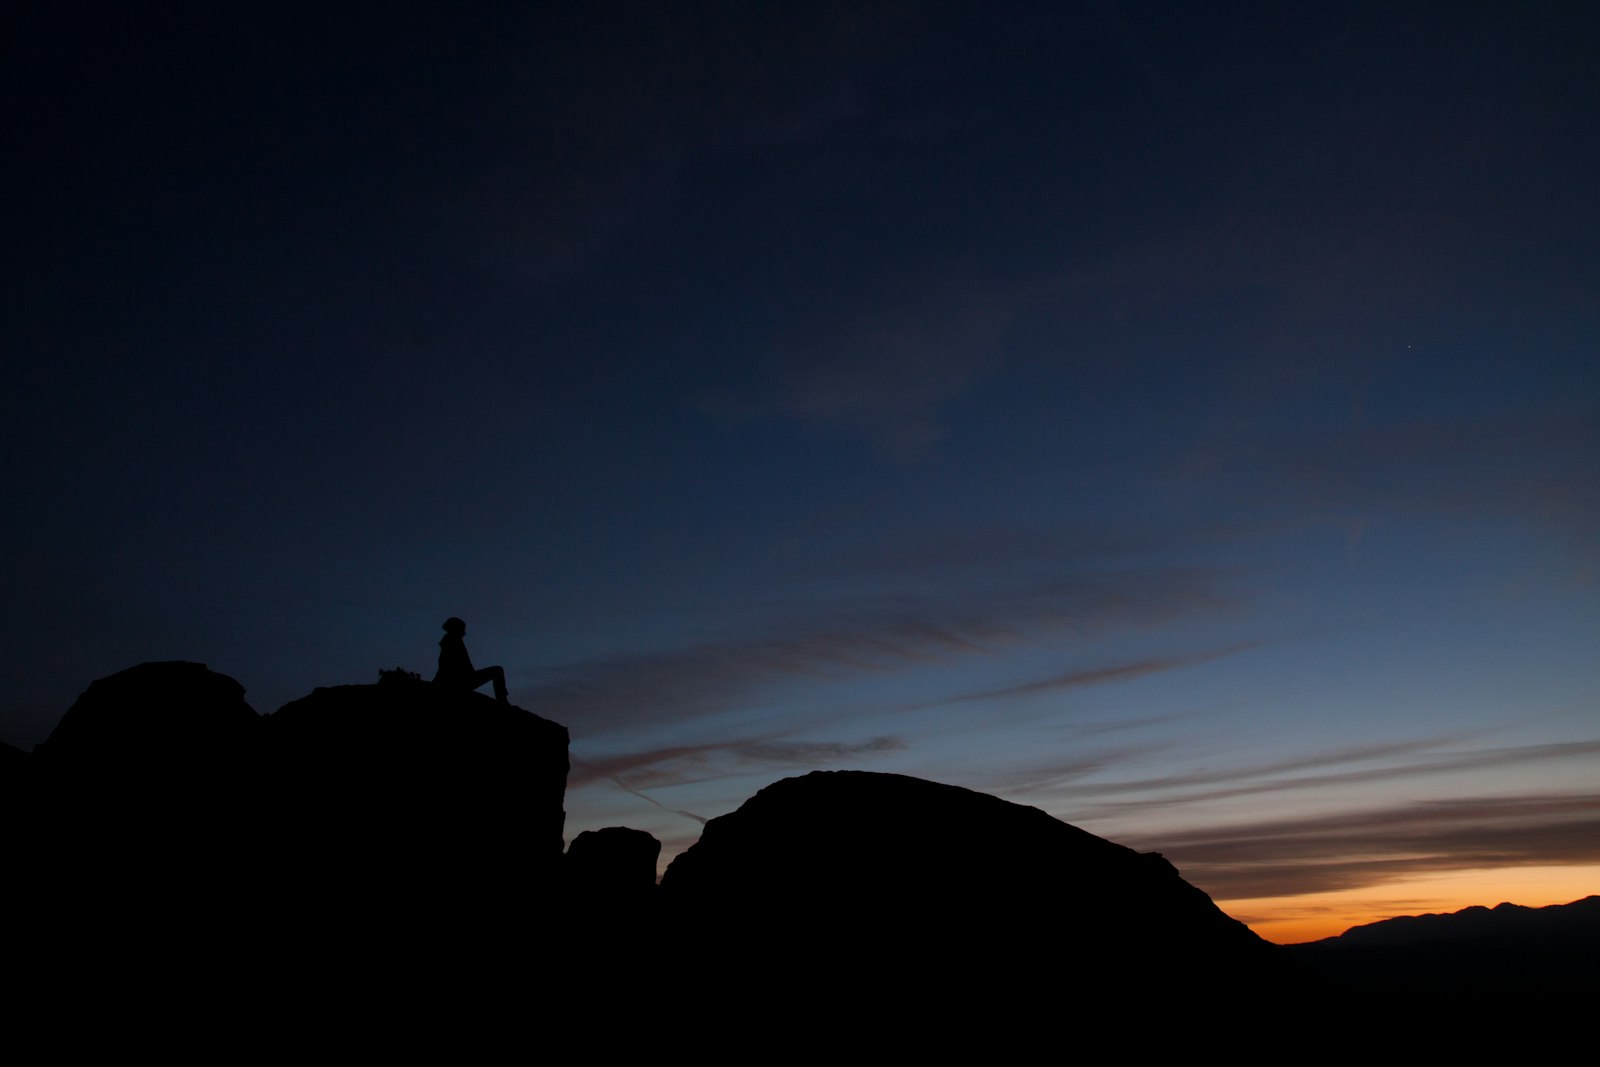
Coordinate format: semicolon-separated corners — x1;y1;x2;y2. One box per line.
1220;864;1600;945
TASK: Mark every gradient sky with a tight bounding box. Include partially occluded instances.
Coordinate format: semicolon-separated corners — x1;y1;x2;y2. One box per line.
6;2;1597;942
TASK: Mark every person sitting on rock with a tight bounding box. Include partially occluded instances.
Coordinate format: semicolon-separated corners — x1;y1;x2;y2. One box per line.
433;617;509;703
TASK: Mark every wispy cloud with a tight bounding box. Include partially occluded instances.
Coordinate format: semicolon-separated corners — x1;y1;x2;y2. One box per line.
819;524;1171;580
465;6;911;284
569;734;908;790
909;642;1260;712
1120;788;1600;900
568;730;910;832
525;565;1233;733
704;280;1018;461
1187;407;1600;559
569;741;746;789
562;642;1245;826
1300;411;1597;526
1055;738;1600;810
605;775;711;826
738;735;905;764
980;746;1167;795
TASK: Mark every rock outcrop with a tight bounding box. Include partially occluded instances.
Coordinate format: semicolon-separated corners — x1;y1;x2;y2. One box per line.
660;770;1296;1015
24;663;271;942
15;662;571;967
266;676;570;900
34;660;261;771
14;662;1335;1032
568;826;662;900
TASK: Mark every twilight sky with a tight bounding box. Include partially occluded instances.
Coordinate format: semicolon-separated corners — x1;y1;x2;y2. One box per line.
5;2;1597;941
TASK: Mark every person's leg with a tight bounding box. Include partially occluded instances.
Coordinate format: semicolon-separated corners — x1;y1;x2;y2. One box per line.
470;666;509;703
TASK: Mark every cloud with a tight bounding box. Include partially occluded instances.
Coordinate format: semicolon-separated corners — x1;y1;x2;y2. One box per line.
1120;789;1600;900
525;565;1233;734
979;747;1167;795
950;734;1600;902
913;642;1260;712
1184;407;1600;561
567;730;910;833
819;524;1172;580
460;5;915;284
737;735;905;764
1058;711;1201;739
1289;411;1598;523
1054;738;1600;810
531;618;993;736
569;741;745;789
569;733;909;791
602;774;711;827
560;639;1246;822
704;281;1018;461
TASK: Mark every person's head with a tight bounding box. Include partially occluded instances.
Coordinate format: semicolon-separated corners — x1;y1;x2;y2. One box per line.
442;617;466;635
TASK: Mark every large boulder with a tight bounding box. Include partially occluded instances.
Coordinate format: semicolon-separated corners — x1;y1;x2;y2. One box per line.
660;770;1297;1016
567;826;662;899
35;660;260;775
564;826;663;958
263;676;570;908
29;662;262;864
16;663;571;963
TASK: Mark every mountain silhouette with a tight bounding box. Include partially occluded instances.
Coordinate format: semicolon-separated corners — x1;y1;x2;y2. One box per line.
1286;894;1600;1003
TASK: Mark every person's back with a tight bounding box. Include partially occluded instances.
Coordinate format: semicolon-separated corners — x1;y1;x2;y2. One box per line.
433;617;508;703
435;626;474;685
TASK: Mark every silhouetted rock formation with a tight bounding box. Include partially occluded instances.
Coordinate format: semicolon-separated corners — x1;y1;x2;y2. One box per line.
1287;895;1600;1002
16;663;1351;1034
660;770;1300;1019
563;826;663;962
568;826;662;900
35;660;260;770
267;677;569;896
14;661;571;983
24;663;268;953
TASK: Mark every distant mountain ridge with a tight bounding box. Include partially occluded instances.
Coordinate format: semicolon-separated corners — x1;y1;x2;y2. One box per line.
1301;894;1600;949
1285;894;1599;1001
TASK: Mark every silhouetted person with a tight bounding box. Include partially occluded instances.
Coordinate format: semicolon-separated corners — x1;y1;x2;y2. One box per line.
434;617;509;703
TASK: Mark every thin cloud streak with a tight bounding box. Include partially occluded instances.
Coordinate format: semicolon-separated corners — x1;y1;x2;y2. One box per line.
818;525;1171;581
738;736;906;764
1009;736;1466;803
1123;791;1600;900
1056;738;1600;810
1190;407;1600;553
1055;711;1202;738
526;566;1234;733
911;642;1261;712
571;733;909;797
703;279;1019;461
605;775;709;827
569;741;745;789
975;746;1169;796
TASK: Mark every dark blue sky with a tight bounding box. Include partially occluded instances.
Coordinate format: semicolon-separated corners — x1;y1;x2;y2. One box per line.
5;2;1597;939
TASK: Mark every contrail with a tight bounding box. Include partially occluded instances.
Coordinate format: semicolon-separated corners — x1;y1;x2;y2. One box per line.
609;774;708;825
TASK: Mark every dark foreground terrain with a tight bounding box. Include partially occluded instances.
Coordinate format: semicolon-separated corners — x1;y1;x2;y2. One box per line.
7;661;1587;1049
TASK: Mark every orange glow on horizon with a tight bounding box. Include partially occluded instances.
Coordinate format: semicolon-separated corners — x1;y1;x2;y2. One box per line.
1220;864;1600;945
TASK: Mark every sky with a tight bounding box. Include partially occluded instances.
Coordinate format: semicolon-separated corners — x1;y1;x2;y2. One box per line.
4;2;1597;943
